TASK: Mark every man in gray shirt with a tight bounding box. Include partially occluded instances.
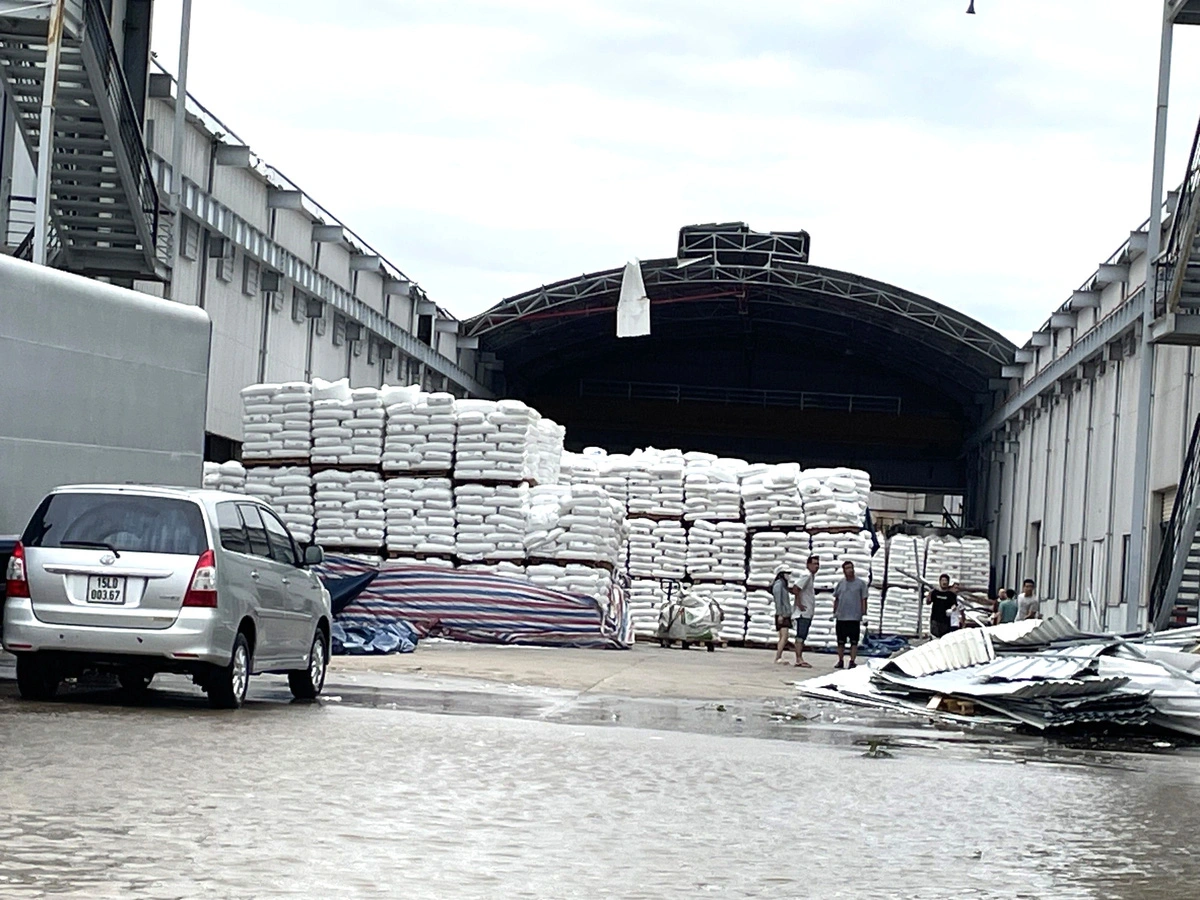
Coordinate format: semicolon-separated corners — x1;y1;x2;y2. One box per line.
1016;578;1040;621
833;560;869;669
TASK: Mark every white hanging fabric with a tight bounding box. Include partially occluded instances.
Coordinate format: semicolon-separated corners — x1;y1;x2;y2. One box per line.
616;259;651;338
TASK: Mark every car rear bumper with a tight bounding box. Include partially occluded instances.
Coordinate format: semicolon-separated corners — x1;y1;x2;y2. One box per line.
2;597;232;667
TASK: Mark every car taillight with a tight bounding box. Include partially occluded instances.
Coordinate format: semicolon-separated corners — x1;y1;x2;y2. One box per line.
5;541;30;598
183;549;218;608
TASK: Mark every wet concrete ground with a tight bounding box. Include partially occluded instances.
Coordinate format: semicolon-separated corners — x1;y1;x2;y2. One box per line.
2;647;1200;898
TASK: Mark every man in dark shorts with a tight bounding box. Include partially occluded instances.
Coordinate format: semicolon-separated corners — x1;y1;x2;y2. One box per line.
926;574;958;638
833;560;868;669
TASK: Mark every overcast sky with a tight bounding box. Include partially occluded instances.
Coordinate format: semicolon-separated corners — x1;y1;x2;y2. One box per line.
150;1;1200;344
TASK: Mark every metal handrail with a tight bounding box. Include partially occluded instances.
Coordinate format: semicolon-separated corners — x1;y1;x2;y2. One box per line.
79;0;160;251
1149;413;1200;630
1156;112;1200;317
579;379;903;415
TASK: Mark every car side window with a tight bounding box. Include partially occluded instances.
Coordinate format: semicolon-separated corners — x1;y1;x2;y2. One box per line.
215;502;250;554
260;508;298;566
237;504;272;559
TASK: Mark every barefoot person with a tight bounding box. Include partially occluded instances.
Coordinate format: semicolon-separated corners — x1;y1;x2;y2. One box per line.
833;560;869;670
792;555;819;668
771;566;795;664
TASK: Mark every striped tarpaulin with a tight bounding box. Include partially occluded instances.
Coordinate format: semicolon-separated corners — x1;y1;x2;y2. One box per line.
317;556;632;650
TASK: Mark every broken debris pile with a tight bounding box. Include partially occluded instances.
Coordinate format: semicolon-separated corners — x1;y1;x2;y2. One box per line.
798;616;1200;738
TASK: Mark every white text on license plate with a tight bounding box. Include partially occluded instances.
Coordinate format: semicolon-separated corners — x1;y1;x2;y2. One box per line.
87;575;126;604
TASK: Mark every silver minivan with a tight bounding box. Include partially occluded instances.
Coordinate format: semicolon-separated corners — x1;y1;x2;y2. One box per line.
3;485;332;708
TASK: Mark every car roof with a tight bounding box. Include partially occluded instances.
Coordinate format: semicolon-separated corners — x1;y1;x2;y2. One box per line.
50;484;259;505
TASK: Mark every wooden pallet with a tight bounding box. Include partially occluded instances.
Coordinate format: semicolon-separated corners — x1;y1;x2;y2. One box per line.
242;456;311;470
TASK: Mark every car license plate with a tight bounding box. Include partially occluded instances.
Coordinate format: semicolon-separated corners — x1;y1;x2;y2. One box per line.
87;575;126;604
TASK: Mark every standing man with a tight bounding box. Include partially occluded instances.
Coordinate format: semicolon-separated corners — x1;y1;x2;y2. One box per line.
1016;579;1040;621
926;574;958;638
994;588;1019;625
771;566;795;664
833;560;869;670
792;555;820;668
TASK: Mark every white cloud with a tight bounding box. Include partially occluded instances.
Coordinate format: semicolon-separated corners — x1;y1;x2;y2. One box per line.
150;0;1200;337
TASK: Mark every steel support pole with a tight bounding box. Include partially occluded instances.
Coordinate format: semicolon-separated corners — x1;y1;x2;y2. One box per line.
168;0;192;297
1127;2;1175;632
32;0;66;266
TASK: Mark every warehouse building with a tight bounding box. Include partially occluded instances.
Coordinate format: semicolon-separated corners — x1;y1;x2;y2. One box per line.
0;0;486;464
6;1;1200;633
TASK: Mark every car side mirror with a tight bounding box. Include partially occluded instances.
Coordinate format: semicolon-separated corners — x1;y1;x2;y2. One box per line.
302;545;324;567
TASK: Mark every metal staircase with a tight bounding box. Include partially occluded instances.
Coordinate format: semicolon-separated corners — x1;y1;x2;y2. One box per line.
1152;110;1200;344
1149;414;1200;631
0;0;166;279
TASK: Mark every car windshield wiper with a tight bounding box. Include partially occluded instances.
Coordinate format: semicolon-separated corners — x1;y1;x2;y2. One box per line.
59;540;121;558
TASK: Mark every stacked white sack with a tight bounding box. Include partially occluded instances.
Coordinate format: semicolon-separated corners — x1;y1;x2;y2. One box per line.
740;464;806;529
626;518;688;579
683;455;746;522
799;467;871;530
240;382;312;460
244;466;314;543
686;520;748;582
882;534;924;635
385;556;454;569
804;595;843;650
746;532;812;588
455;399;539;482
310;378;353;466
626;448;685;518
744;589;778;644
598;454;633;511
457;561;527;578
957;536;991;591
533;419;566;485
687;583;744;642
924;536;964;585
203;461;246;493
314;470;385;548
384;477;455;558
384;389;456;473
526;484;626;567
525;563;615;609
628;579;669;638
343;386;385;465
454;483;529;561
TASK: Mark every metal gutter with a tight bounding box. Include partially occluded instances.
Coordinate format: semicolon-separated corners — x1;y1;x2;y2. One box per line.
159;159;491;397
971;289;1143;444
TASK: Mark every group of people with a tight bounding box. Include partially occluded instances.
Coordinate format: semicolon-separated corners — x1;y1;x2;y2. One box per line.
926;575;1041;637
769;562;1044;666
770;556;869;670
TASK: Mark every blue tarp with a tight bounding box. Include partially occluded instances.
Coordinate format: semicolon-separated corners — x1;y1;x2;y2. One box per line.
331;619;419;655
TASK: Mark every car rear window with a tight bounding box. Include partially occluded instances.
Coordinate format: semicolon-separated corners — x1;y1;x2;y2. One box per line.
22;493;209;556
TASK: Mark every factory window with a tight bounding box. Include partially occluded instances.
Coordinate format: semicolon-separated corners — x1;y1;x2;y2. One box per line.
217;247;235;283
180;218;200;261
242;257;260;296
1118;534;1131;607
1067;543;1080;600
1014;552;1023;586
1047;545;1059;599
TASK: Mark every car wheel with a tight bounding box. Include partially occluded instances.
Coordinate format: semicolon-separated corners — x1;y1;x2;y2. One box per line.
288;628;328;700
118;670;154;697
15;654;59;701
208;633;251;710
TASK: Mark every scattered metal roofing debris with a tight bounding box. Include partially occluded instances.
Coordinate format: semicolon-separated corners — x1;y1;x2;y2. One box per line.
799;618;1200;738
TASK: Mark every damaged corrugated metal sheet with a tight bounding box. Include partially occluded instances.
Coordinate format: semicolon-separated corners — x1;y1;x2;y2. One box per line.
988;615;1087;648
883;628;994;677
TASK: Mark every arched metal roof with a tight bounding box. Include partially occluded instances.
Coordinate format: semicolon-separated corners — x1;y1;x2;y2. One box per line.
462;224;1016;490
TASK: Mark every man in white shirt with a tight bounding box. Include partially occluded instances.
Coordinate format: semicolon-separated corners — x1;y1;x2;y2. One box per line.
791;555;819;668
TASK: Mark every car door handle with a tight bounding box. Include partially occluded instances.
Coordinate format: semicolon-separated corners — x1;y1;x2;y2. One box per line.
250;571;260;581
